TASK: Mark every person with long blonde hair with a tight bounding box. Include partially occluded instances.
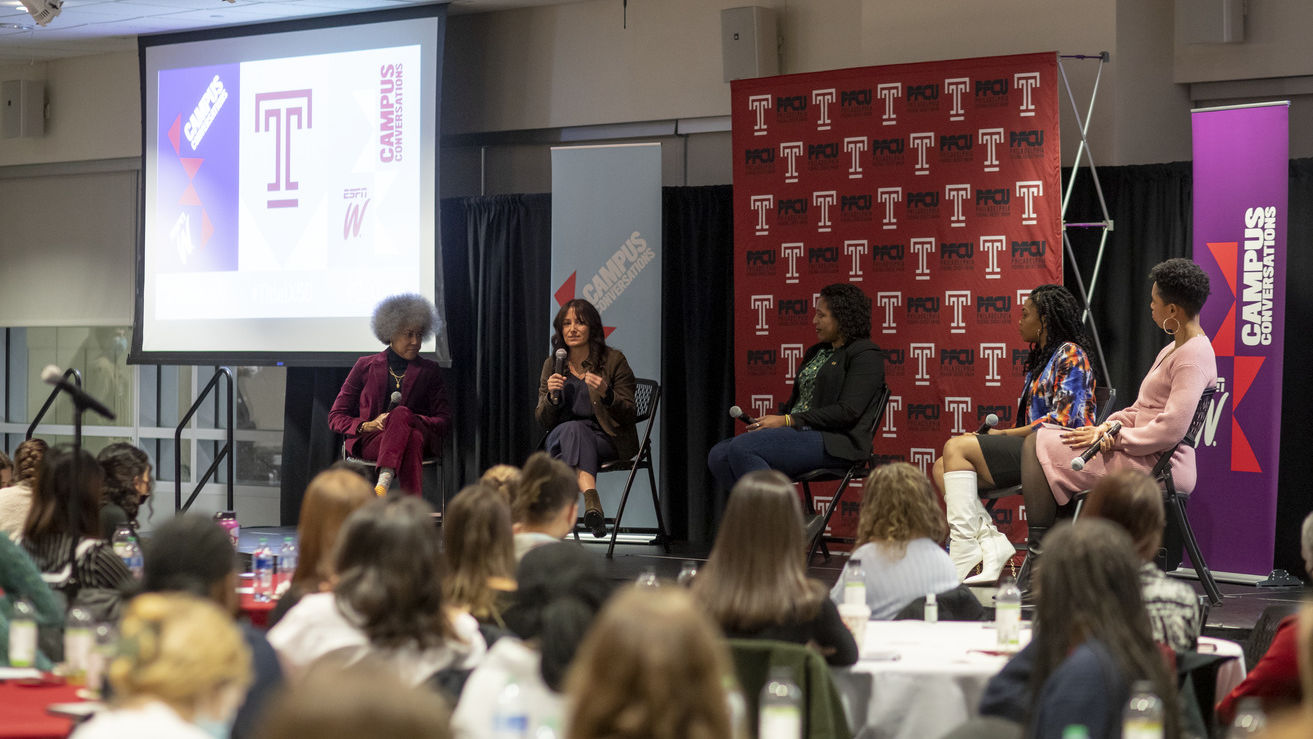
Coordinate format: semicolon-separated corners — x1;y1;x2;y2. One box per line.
830;463;958;619
443;483;517;634
692;470;857;665
268;468;374;628
72;593;252;738
566;587;735;739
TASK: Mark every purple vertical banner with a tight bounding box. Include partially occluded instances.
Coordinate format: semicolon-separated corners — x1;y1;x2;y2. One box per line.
156;64;240;274
1191;102;1288;578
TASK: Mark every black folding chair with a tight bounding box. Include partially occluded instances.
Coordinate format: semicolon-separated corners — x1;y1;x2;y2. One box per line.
596;378;670;559
1073;382;1223;606
794;384;892;564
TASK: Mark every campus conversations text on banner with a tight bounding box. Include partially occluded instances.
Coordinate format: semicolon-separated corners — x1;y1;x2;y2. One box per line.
551;144;663;529
731;53;1063;542
1192;102;1288;578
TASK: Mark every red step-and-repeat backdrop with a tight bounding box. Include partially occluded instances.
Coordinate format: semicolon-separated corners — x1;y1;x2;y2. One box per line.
731;52;1063;542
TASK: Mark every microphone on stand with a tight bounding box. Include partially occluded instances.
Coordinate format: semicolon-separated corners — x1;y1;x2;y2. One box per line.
551;348;567;404
729;405;758;425
41;365;115;420
1071;421;1123;470
975;413;999;435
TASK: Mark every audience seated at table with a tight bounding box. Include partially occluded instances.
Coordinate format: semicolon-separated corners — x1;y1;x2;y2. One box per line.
1082;469;1201;652
95;442;153;541
829;462;960;619
267;497;485;685
142;513;282;739
18;445;135;625
267;468;374;628
567;586;736;739
0;533;61;670
1214;511;1313;725
975;520;1179;739
692;470;858;666
443;483;517;642
72;593;252;739
451;542;612;738
258;659;452;739
509;453;577;561
0;438;46;538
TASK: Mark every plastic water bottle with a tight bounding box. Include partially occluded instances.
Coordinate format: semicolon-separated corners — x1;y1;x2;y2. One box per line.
111;524;133;560
995;575;1022;649
1122;680;1164;739
1226;697;1266;736
924;592;938;624
86;623;116;697
214;510;240;549
1061;726;1090;739
124;534;143;580
8;598;36;668
278;537;299;580
491;678;529;737
64;606;94;685
844;558;866;606
253;537;275;603
758;665;803;739
677;561;699;587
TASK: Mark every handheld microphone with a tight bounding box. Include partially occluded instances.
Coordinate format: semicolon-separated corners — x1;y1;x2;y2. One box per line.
729;405;759;425
976;413;999;435
551;348;567;403
1071;421;1123;470
41;365;116;420
388;391;402;411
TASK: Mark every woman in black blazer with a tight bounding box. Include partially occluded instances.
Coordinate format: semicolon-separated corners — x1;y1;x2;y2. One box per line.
708;283;884;489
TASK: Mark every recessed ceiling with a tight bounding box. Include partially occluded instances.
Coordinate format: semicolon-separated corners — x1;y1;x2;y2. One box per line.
0;0;576;63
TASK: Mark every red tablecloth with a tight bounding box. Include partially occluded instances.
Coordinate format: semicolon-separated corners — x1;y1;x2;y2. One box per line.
237;573;288;629
0;680;84;739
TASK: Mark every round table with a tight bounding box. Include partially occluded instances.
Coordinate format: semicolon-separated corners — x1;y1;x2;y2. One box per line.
0;679;86;739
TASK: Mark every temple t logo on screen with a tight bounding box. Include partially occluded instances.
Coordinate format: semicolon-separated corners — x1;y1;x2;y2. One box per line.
877;188;902;229
1014;72;1040;117
978;128;1005;172
780;344;806;383
185;75;228;150
255;89;314;209
781;243;804;284
881;395;902;438
945;291;971;333
748;94;772;135
844;240;868;281
910;238;935;281
909;132;934;175
812;88;836;130
944;78;969;121
779;142;804;183
981;236;1007;278
877;83;901;125
812;191;837;232
910;343;935;386
945;397;972;435
750;195;774;235
910;448;935;475
876;291;902;334
751;395;775;420
751;295;774;335
843;137;868;178
979;343;1007;387
946;184;971;228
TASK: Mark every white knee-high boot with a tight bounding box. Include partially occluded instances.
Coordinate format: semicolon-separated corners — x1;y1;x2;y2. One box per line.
963;497;1016;586
942;470;985;580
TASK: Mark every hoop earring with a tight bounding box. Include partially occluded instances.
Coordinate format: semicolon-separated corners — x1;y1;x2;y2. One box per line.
1161;316;1180;336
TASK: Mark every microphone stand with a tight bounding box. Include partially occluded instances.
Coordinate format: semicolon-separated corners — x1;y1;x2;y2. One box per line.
52;380;115;575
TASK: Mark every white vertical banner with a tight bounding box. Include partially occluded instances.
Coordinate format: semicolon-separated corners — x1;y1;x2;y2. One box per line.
551;143;663;529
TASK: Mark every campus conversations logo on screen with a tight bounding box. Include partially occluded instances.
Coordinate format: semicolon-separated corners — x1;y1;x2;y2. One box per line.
380;62;405;163
254;89;314;209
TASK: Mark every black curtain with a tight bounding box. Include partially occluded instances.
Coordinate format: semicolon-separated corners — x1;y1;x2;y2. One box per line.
1275;160;1313;576
660;185;736;543
280;365;350;525
440;194;554;484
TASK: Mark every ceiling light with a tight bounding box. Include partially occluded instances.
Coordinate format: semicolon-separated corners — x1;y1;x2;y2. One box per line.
17;0;60;26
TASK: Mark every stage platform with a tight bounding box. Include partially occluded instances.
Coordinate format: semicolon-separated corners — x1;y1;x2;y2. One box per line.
237;525;1307;646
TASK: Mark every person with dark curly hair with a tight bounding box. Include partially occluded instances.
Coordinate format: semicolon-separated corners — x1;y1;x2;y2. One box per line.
707;282;885;492
97;442;153;540
931;284;1098;584
535;299;637;538
329;294;451;497
1020;258;1216;584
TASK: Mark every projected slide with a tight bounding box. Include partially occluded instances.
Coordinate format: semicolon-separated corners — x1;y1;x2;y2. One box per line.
139;11;442;363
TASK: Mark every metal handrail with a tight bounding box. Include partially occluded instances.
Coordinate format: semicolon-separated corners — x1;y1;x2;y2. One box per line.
26;368;82;440
175;367;235;513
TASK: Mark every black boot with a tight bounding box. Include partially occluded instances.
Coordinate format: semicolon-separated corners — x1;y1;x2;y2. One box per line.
1017;524;1048;601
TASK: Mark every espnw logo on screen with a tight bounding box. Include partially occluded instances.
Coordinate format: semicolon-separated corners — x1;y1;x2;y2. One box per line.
254;90;313;209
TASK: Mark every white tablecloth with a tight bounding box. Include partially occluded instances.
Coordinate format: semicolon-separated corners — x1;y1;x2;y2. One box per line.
832;621;1246;739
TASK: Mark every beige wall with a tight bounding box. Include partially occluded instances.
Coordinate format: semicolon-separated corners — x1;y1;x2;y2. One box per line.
1174;0;1313;83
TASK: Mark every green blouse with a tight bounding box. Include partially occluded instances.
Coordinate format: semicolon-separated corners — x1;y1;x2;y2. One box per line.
792;347;834;414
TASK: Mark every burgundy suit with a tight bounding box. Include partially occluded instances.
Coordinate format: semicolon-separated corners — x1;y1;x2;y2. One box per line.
328;350;451;494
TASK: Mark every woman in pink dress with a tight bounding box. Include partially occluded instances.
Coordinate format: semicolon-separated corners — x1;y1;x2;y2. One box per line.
1019;258;1217;582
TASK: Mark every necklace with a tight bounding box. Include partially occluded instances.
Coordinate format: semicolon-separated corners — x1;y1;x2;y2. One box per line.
388;366;406;390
